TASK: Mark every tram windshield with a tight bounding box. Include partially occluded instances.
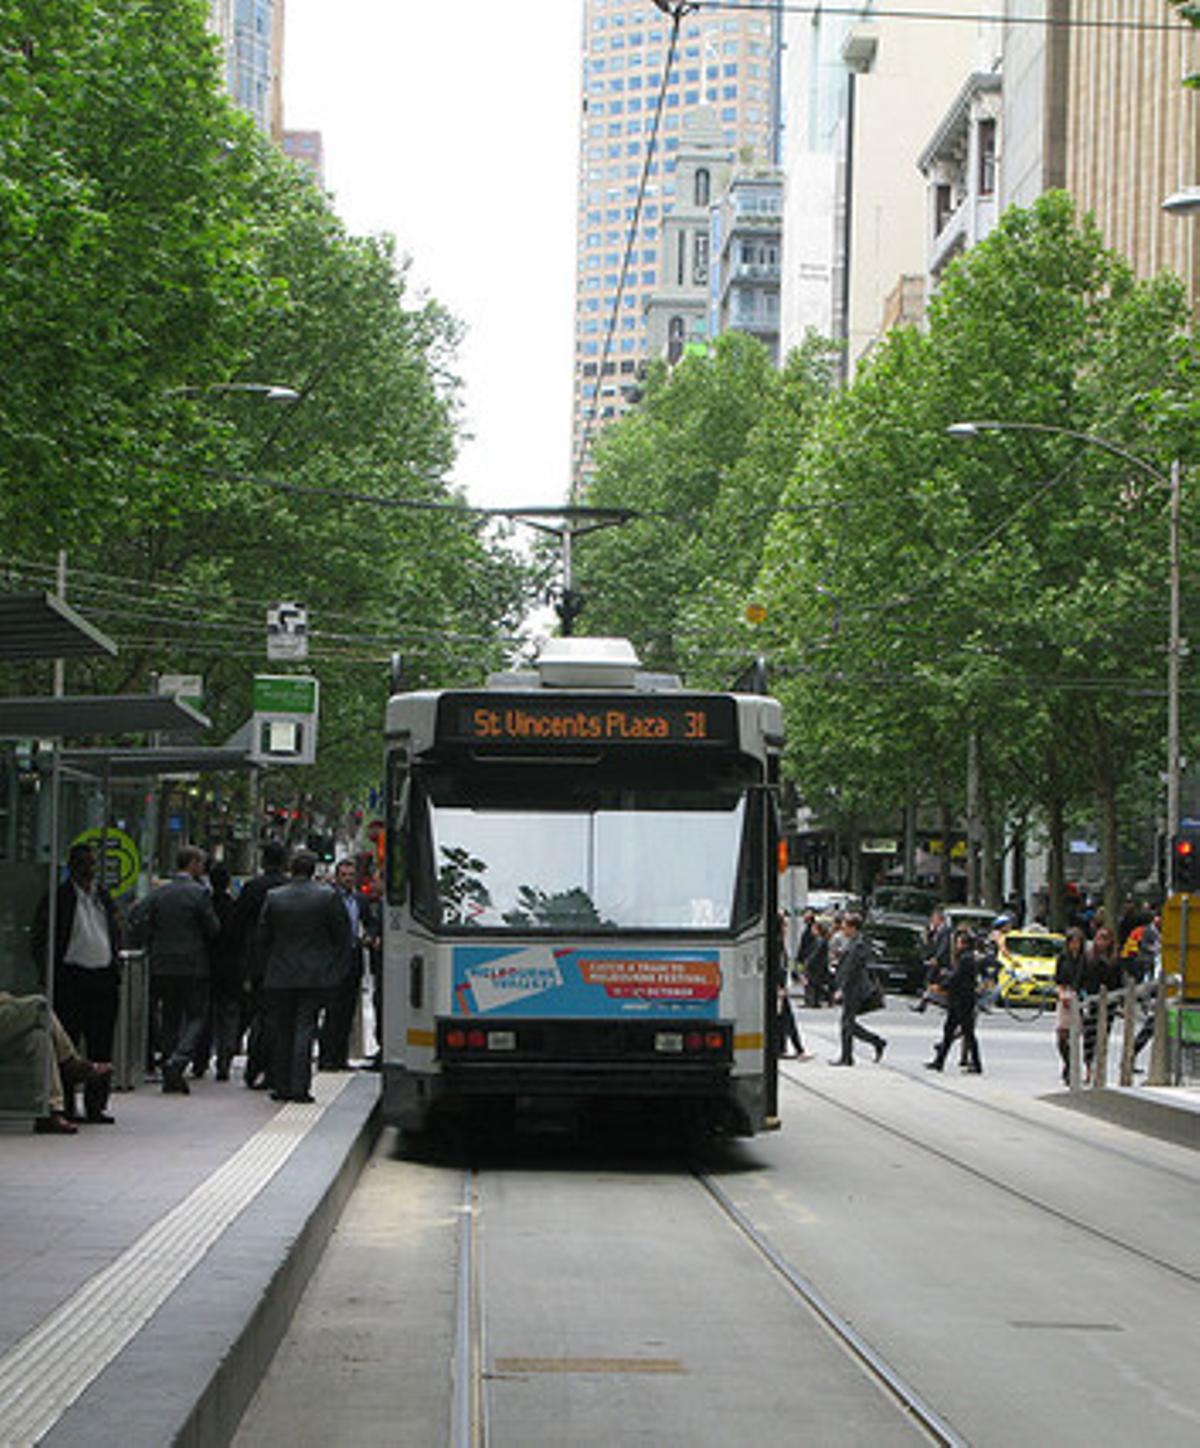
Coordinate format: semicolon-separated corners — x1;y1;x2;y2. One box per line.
411;757;762;935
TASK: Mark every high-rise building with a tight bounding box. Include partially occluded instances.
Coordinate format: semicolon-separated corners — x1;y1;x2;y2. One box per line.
573;0;782;495
712;164;783;365
1003;3;1200;302
207;0;284;140
281;129;326;187
779;4;990;376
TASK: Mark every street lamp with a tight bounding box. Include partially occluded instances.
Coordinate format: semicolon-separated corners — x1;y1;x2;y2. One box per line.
164;382;300;401
1162;187;1200;216
948;418;1184;891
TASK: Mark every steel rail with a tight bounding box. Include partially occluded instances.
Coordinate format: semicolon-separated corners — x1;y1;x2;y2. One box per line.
779;1066;1200;1286
694;1169;966;1446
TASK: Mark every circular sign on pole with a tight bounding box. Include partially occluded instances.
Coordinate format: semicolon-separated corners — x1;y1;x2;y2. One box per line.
69;827;141;898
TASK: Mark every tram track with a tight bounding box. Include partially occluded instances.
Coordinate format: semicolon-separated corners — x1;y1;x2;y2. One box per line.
450;1148;963;1447
692;1169;967;1447
779;1062;1200;1288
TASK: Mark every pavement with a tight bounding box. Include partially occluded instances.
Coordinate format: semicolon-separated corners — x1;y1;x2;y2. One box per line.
0;1065;380;1448
0;1017;1196;1448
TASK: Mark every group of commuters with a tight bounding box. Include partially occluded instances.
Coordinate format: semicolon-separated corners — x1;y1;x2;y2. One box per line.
1053;910;1160;1085
782;909;887;1067
12;839;381;1134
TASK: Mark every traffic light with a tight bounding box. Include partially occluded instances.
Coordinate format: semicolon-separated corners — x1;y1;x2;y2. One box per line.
1173;832;1200;891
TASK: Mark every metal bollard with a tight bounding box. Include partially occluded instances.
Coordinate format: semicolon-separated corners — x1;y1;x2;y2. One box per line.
112;949;149;1091
1091;986;1109;1089
1068;993;1083;1090
1119;980;1137;1087
1147;972;1172;1086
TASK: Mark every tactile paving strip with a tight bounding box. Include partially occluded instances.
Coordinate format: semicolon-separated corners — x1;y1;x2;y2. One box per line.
0;1076;348;1446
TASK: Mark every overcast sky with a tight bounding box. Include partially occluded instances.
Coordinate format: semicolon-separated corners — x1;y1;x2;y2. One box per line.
283;1;581;513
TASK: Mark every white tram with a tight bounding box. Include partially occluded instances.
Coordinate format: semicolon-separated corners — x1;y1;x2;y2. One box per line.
379;638;785;1136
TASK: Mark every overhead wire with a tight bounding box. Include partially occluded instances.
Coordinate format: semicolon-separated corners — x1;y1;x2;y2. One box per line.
693;1;1191;33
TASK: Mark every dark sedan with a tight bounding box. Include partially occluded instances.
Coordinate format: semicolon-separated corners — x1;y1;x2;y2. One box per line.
863;919;928;994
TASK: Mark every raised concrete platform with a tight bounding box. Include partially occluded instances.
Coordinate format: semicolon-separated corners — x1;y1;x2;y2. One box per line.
0;1068;379;1448
1045;1082;1200;1151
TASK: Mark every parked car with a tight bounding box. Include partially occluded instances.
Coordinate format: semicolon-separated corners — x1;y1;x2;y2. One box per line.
944;905;996;939
996;928;1063;1003
863;917;928;993
806;889;861;915
868;885;941;924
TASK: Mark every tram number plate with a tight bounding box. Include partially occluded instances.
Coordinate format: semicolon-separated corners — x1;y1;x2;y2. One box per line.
655;1032;684;1054
488;1031;517;1051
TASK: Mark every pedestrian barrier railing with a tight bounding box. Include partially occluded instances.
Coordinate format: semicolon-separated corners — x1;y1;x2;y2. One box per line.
1064;973;1195;1090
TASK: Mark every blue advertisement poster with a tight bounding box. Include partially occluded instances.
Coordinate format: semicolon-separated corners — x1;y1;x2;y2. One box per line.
452;945;722;1019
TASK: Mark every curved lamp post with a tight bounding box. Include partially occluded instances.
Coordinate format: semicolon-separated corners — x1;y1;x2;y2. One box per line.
164;382;300;401
948;418;1183;891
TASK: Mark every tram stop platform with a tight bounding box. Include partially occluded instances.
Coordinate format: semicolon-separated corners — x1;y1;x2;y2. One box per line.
1047;1080;1200;1150
0;1069;380;1448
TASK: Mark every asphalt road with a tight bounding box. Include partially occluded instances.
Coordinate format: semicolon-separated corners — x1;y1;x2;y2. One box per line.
234;1003;1200;1446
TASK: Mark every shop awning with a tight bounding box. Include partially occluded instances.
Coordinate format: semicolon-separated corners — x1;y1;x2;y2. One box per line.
0;695;208;739
0;592;118;661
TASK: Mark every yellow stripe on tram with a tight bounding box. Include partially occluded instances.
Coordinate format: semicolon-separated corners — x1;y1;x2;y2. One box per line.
734;1032;764;1052
407;1028;436;1048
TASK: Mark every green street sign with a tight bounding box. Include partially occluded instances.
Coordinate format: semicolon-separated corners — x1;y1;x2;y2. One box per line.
253;675;317;715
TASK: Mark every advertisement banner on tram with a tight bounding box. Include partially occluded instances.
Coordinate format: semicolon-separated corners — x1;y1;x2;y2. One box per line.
451;944;722;1019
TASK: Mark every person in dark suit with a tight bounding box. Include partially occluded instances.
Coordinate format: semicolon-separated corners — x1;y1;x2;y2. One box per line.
30;842;122;1123
131;845;220;1094
255;850;352;1104
831;914;887;1066
226;840;290;1089
318;857;364;1070
912;907;952;1013
925;929;983;1073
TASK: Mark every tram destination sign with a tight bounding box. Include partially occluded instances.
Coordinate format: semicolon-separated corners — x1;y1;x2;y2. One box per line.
440;693;737;748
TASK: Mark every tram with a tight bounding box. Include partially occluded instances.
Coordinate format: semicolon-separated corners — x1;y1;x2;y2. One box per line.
379;637;785;1136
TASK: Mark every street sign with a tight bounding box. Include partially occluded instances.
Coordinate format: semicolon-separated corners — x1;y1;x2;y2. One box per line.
69;826;141;898
266;601;308;661
252;675;318;714
248;674;319;765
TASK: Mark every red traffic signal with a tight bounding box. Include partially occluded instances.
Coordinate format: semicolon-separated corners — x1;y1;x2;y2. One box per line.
1173;832;1200;890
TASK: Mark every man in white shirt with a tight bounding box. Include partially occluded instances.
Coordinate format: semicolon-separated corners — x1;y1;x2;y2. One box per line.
30;843;121;1123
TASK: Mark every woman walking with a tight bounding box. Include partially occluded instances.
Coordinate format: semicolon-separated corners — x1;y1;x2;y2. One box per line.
1054;927;1087;1085
1081;924;1123;1083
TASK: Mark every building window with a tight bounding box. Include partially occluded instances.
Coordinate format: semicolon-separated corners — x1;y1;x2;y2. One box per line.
934;183;954;237
668;316;685;364
978;118;997;197
695;167;711;206
693;233;709;285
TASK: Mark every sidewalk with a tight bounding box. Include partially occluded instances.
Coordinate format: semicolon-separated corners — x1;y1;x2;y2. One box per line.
0;1067;379;1448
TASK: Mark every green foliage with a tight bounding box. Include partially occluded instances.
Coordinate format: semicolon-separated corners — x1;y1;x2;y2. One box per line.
760;192;1198;911
0;0;534;817
577;331;836;675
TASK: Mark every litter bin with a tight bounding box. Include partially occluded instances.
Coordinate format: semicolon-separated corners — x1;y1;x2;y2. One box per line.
112;948;149;1091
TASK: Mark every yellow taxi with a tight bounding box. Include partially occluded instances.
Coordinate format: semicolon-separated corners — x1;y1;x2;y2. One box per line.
996;927;1064;1010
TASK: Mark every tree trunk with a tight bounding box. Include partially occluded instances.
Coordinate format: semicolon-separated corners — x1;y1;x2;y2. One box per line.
1087;706;1122;931
1047;795;1067;931
939;800;953;902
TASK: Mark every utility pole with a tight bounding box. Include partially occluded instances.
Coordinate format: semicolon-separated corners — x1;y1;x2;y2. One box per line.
1168;456;1183;891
